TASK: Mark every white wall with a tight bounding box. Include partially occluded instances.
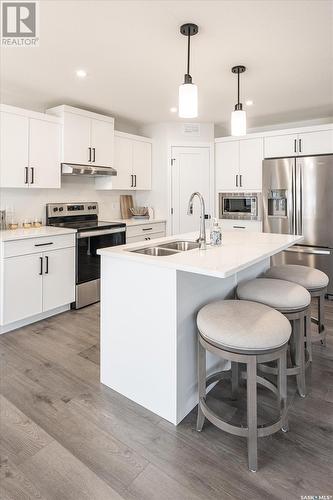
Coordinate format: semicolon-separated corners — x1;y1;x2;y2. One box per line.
0;176;136;225
135;122;214;226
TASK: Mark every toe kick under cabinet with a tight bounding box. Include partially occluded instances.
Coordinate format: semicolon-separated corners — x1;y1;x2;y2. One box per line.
0;233;75;333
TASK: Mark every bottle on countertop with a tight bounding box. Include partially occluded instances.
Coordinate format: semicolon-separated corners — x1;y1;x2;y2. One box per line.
210;218;222;246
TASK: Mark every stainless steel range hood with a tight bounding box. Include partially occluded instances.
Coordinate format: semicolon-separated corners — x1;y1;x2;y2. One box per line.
61;163;117;176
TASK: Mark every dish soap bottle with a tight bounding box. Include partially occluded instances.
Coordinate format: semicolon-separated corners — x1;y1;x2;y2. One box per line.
210;218;222;246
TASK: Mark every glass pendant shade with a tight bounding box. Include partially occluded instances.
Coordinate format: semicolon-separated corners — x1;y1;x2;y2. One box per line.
178;83;198;118
231;109;246;136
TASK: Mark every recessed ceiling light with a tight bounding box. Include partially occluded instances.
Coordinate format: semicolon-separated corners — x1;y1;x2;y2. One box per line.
245;100;254;106
170;107;177;113
76;69;87;78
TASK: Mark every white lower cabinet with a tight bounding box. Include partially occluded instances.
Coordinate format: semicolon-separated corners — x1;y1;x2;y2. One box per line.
1;235;75;328
3;253;43;324
126;222;166;244
42;247;75;311
219;219;262;232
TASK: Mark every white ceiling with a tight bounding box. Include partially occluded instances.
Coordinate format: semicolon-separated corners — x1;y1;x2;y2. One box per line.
1;0;333;130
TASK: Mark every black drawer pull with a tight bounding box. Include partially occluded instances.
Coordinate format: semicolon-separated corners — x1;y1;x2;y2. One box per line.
233;225;246;229
142;228;153;231
34;242;54;247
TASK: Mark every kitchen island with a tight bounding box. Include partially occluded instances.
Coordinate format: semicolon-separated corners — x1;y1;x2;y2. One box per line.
98;230;302;425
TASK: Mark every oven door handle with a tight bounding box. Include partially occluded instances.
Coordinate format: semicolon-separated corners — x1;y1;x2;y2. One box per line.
77;227;126;239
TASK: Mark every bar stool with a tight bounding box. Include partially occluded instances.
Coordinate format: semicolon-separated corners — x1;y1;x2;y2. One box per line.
196;299;291;472
236;278;311;397
265;265;329;351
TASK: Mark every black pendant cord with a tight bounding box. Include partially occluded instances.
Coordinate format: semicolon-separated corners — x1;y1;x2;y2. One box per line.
187;33;191;76
237;71;240;106
231;65;246;111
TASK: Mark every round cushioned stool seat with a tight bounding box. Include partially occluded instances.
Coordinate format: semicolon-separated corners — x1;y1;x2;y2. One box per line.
197;300;291;352
265;265;328;291
237;278;311;312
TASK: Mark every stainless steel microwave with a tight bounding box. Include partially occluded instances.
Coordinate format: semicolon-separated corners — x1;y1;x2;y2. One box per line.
219;192;261;220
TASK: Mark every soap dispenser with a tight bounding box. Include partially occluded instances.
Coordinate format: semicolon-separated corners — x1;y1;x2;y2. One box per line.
210;218;222;246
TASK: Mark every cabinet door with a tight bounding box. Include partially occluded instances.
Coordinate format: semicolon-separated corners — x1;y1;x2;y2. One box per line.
3;254;43;324
111;135;133;189
63;112;91;164
298;130;333;156
29;119;61;189
132;140;151;190
239;138;263;190
43;247;75;311
215;141;239;191
0;112;29;188
90;119;114;166
264;134;297;158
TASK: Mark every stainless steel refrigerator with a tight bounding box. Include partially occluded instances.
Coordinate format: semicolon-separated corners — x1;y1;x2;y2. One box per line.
262;155;333;297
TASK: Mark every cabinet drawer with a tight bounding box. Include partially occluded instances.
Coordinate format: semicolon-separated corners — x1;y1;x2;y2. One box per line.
126;222;166;238
126;231;166;244
4;233;75;258
219;219;262;232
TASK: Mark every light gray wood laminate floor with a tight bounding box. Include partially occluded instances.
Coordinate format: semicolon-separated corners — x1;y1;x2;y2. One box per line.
0;300;332;499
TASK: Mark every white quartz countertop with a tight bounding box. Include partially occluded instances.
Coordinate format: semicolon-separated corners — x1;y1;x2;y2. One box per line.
112;218;166;227
0;226;76;242
98;230;303;279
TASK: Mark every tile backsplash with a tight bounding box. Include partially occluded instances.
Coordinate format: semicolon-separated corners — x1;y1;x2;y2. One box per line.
0;176;135;225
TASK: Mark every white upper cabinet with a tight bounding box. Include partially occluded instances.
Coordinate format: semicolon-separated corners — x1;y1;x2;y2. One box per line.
63;112;91;164
215;141;239;191
47;105;114;168
0;106;61;189
0;111;29;188
96;131;152;190
298;130;333;156
264;134;298;158
29;118;61;188
216;137;263;192
264;128;333;158
239;138;263;191
132;140;152;190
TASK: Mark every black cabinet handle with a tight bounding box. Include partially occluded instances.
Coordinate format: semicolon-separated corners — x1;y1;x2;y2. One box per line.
130;174;133;187
233;225;246;229
88;147;91;162
239;174;243;187
92;147;96;163
294;139;297;153
236;174;238;187
39;257;43;275
30;167;34;184
299;139;302;153
142;227;153;231
45;256;49;274
134;175;137;187
34;242;53;247
24;167;29;184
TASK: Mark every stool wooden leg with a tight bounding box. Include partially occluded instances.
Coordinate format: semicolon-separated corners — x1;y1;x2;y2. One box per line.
289;320;296;366
196;337;206;432
247;357;257;472
231;362;239;400
295;318;306;398
305;309;312;362
278;350;288;432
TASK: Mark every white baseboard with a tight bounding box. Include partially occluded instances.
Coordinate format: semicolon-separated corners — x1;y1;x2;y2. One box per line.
0;305;70;335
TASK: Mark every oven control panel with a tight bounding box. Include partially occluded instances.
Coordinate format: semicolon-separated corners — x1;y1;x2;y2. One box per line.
46;202;99;217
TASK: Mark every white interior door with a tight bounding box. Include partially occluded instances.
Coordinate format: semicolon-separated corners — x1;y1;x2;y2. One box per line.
171;146;210;235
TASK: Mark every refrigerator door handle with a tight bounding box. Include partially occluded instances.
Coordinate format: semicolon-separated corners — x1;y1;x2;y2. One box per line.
290;164;296;235
295;160;303;236
285;246;331;256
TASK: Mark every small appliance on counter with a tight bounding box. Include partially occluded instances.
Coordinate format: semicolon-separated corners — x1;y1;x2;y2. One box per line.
46;202;126;309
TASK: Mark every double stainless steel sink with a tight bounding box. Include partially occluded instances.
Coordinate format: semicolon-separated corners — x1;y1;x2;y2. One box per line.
129;240;199;256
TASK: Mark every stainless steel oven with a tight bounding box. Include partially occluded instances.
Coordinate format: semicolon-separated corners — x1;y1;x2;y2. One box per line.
46;202;126;308
219;192;261;220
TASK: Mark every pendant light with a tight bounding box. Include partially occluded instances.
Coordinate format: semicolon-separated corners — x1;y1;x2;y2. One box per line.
178;23;199;118
231;65;247;136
